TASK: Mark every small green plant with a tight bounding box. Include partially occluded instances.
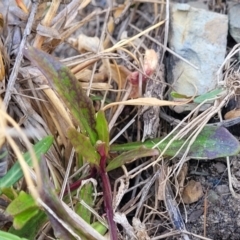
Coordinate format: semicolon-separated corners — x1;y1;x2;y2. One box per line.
0;136;53;239
20;45;240;240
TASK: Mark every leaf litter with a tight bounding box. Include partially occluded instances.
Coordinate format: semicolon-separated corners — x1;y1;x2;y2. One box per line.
0;0;240;239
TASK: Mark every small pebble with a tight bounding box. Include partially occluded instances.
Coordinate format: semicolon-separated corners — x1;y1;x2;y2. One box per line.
208;190;219;204
216;184;229;195
213;162;226;174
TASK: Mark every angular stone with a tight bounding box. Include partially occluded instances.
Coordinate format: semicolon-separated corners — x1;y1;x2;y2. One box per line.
167;4;228;100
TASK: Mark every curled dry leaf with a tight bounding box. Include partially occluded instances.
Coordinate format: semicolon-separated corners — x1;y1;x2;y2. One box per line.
69;34;100;53
75;68;106;82
143;49;158;76
182;180;203;204
127;49;159;98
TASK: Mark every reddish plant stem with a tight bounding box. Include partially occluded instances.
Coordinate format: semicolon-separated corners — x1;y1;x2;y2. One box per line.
98;143;118;240
64;167;97;195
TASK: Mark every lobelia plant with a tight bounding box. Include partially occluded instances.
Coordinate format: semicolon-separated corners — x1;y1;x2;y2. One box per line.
23;45;240;240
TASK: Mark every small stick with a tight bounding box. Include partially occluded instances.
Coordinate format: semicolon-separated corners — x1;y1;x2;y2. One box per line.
203;189;208;237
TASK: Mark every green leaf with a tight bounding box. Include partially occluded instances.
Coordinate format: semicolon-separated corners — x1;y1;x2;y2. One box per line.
8;211;47;240
0;136;53;192
75;182;93;224
0;230;28;240
95;110;109;151
23;46;97;145
110;126;240;159
67;128;100;165
91;222;107;236
107;147;159;172
194;88;225;103
6;191;39;229
12;208;39;230
170;91;191;99
7;191;37;216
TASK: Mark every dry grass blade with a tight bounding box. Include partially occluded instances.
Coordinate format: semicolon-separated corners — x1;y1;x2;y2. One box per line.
33;0;61;48
4;1;39;107
0;99;40;200
102;97;193;111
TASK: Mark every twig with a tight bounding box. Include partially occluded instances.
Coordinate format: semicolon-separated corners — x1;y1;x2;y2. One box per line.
226;156;240;199
4;2;39;108
203;189;208;237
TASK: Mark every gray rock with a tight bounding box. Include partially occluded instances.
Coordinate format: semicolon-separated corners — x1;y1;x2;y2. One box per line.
167;4;228;112
229;4;240;43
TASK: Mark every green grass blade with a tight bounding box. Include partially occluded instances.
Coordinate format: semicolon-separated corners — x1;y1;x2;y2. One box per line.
0;136;53;191
107;147;159;172
194;88;225;103
8;211;47;240
95;110;109;151
75;182;93;224
0;230;28;240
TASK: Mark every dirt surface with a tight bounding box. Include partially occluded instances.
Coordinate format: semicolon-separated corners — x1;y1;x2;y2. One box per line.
181;157;240;240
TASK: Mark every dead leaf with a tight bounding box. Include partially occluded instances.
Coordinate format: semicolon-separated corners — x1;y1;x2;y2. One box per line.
69;34;100;53
36;24;61;39
182;180;203;204
224;109;240;120
113;4;126;19
177;163;188;195
102;97;193;111
75;69;106;82
15;0;28;14
99;63;131;88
